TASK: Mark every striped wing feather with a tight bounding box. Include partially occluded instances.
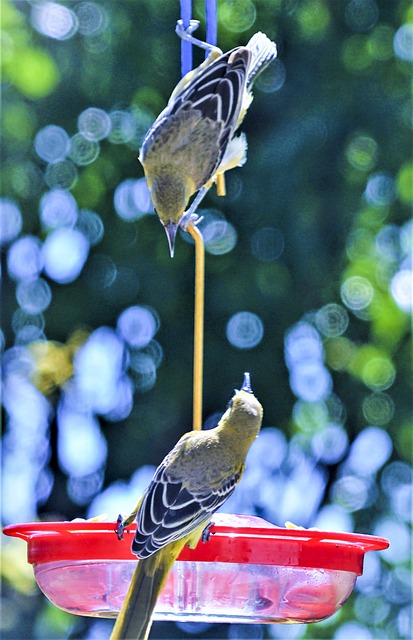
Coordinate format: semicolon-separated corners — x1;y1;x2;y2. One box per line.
140;48;251;185
170;48;250;128
133;457;242;558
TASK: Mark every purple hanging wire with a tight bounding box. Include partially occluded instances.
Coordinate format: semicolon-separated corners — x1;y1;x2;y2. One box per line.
180;0;193;77
205;0;217;48
180;0;218;76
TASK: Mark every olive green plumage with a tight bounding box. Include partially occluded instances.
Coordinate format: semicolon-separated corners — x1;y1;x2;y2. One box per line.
139;30;277;255
110;373;263;640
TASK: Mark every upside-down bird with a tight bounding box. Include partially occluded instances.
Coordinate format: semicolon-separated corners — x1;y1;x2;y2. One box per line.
139;21;277;256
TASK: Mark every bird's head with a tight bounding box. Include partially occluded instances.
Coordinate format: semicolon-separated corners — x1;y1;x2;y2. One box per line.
151;173;190;257
227;372;263;429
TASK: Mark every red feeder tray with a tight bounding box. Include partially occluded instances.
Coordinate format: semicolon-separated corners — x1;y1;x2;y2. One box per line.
3;513;389;625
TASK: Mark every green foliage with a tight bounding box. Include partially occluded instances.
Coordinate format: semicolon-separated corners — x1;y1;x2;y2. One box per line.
1;2;60;98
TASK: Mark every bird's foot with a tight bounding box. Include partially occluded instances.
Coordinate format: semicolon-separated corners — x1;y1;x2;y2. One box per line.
179;211;204;231
115;514;125;540
176;19;201;40
175;19;222;56
202;521;214;543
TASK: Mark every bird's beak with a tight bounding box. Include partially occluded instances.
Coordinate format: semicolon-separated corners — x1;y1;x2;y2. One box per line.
241;372;253;394
163;220;178;258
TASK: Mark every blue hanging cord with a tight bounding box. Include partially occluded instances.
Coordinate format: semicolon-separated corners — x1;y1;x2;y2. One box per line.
205;0;217;49
180;0;193;77
180;0;218;76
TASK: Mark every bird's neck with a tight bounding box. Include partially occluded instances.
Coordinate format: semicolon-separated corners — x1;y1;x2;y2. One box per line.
215;415;260;456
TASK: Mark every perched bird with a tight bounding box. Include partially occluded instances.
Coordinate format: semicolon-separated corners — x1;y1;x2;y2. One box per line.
110;372;263;640
139;21;277;256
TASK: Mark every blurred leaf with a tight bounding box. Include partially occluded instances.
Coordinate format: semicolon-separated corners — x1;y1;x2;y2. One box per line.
1;539;37;594
34;602;75;640
397;161;413;205
6;47;60;99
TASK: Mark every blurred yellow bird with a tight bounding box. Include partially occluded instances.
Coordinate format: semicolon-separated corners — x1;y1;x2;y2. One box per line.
110;372;263;640
139;21;277;256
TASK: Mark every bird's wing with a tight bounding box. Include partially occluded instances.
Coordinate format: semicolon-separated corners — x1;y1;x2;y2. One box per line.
170;47;251;136
132;443;243;558
140;48;251;183
171;47;248;126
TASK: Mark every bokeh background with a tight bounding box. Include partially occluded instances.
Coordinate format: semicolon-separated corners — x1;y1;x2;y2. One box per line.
1;0;412;638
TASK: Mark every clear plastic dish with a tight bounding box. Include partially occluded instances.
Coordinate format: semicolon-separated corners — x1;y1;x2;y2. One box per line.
3;513;389;624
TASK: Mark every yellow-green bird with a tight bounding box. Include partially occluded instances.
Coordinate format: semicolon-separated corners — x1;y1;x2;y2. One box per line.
110;372;263;640
139;21;277;256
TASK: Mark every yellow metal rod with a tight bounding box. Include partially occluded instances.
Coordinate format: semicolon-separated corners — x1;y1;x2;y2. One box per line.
186;221;205;430
216;172;226;196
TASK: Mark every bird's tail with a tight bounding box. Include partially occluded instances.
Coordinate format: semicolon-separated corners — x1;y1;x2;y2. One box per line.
246;32;277;87
110;546;181;640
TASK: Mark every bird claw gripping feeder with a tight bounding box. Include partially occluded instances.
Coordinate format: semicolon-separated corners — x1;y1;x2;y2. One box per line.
3;2;389;636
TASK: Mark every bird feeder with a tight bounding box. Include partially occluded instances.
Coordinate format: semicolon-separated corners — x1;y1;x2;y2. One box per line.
3;513;389;624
